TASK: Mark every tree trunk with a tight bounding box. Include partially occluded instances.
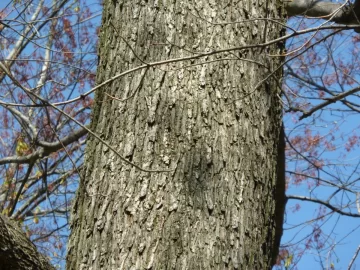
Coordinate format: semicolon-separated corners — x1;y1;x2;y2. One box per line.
67;0;286;269
0;214;55;270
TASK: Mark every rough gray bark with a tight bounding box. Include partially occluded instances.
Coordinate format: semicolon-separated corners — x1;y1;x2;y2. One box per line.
67;0;285;269
286;0;360;27
0;214;55;270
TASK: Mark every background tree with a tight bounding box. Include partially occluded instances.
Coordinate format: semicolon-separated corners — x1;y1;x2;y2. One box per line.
277;1;360;268
0;0;100;266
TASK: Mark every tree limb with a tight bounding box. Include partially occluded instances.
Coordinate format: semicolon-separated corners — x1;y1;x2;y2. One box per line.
0;214;55;270
0;127;87;165
286;0;360;28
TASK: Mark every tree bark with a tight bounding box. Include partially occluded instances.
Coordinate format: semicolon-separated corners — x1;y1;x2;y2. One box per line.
0;214;54;270
67;0;286;269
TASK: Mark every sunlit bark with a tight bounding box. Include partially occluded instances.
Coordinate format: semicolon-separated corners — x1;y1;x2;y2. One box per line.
67;0;286;269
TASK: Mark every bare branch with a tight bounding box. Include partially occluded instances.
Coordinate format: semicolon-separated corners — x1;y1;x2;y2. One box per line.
348;245;360;270
3;105;37;138
0;127;87;165
0;0;70;83
300;86;360;119
287;195;360;217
